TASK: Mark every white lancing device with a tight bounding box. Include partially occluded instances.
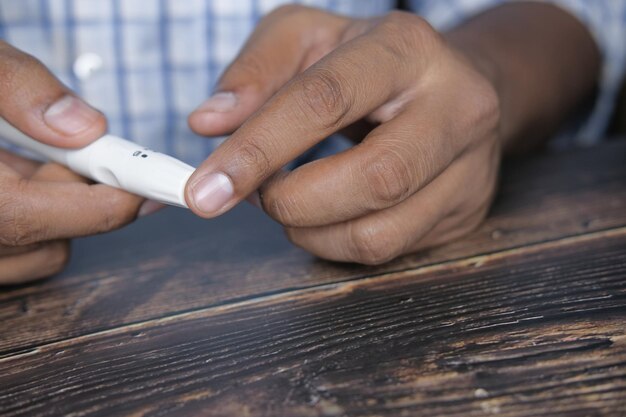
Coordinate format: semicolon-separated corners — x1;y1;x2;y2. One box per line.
0;118;194;208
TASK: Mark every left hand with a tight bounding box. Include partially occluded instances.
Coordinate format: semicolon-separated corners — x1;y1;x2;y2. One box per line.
186;6;501;264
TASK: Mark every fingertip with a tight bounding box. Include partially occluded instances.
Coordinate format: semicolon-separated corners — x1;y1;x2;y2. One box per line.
188;88;271;136
188;91;238;135
187;110;217;135
188;108;242;137
138;200;166;217
185;171;235;218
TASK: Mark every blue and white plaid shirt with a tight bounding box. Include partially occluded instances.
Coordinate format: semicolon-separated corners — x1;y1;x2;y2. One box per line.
1;0;625;165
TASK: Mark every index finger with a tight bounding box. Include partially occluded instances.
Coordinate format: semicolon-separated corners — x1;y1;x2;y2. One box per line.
186;17;435;217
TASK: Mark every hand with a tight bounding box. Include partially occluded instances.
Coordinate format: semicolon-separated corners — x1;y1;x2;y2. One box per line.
0;42;144;283
186;6;501;264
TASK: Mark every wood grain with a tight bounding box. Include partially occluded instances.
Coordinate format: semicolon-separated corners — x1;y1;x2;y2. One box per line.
0;141;625;357
1;229;625;416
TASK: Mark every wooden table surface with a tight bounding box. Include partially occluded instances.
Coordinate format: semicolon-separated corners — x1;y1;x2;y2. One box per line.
1;141;625;417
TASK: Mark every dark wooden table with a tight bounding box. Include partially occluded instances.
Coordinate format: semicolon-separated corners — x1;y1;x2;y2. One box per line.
1;141;625;417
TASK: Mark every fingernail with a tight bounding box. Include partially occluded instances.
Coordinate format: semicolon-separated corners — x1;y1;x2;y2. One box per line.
196;92;238;113
138;200;165;217
44;94;101;136
191;172;234;214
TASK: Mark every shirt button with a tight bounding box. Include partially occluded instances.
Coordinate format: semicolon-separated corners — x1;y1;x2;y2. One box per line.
73;52;103;80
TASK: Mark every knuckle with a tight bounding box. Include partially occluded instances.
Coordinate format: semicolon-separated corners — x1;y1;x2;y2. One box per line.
0;182;39;247
229;54;269;91
445;67;500;151
465;80;501;138
362;149;413;207
380;12;435;47
263;190;304;227
372;12;440;70
296;68;351;130
234;140;273;179
101;210;129;232
385;12;434;40
349;223;399;265
382;10;416;28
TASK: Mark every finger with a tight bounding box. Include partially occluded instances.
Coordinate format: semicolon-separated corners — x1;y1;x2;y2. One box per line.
0;240;69;285
137;200;166;217
258;42;502;228
285;143;498;264
0;148;41;178
0;178;143;247
31;162;89;183
410;199;490;250
186;17;436;217
189;5;349;137
285;176;443;265
259;105;459;227
0;242;42;257
0;41;106;148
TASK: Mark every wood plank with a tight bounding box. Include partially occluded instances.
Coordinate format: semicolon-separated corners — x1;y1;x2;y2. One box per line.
1;141;625;355
1;228;625;416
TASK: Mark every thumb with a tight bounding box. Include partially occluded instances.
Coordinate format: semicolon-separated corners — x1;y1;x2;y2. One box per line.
0;41;106;149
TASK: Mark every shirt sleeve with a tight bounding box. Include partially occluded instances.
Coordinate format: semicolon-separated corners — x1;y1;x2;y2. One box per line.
408;0;626;147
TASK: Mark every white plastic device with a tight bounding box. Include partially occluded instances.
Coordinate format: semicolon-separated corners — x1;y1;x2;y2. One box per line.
0;118;194;208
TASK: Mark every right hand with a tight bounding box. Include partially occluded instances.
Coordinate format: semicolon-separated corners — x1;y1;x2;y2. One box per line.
0;41;144;284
